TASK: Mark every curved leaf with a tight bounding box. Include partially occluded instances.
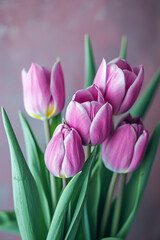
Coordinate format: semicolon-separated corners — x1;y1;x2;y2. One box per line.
84;35;96;88
119;36;127;59
19;112;51;222
2;107;48;240
130;68;160;118
47;147;98;240
84;161;101;240
0;211;19;235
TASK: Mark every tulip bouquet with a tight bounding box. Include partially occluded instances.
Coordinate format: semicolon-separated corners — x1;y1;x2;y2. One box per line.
1;36;160;240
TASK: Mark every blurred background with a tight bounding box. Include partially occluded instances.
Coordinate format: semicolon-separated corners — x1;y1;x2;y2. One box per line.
0;0;160;239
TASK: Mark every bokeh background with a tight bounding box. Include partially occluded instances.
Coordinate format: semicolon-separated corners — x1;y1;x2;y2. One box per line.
0;0;160;239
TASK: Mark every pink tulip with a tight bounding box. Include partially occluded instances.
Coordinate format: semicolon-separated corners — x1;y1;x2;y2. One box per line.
45;123;85;178
101;114;149;173
66;85;113;145
22;61;65;119
94;57;144;114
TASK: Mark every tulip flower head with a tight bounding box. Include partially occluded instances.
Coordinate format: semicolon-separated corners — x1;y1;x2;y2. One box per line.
66;84;113;146
45;123;85;178
101;114;149;173
94;57;144;114
22;61;65;120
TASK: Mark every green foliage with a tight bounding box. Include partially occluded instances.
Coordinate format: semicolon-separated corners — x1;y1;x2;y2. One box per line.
19;111;51;220
47;147;98;240
84;35;96;88
130;68;160;118
119;36;127;59
0;211;19;235
2;108;48;240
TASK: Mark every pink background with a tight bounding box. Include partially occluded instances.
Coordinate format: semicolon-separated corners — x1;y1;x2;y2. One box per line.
0;0;160;239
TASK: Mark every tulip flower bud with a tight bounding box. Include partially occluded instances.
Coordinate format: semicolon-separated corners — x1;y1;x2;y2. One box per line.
66;84;113;145
22;61;65;120
94;57;144;114
101;114;149;173
45;123;85;178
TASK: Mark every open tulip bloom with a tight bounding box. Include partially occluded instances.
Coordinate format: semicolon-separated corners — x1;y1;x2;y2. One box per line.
1;36;160;240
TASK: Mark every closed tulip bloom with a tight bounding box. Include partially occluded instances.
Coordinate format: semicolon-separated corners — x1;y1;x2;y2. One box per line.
66;84;113;146
22;61;65;120
101;114;149;173
45;123;85;178
94;57;144;114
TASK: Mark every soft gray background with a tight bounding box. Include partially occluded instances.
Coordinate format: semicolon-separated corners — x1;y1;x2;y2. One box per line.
0;0;160;239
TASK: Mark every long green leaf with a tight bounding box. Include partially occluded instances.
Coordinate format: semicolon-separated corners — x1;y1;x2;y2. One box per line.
19;112;51;225
85;161;101;240
47;147;98;240
2;107;48;240
84;34;96;88
130;68;160;118
0;211;19;234
117;122;160;238
98;155;113;236
119;36;127;59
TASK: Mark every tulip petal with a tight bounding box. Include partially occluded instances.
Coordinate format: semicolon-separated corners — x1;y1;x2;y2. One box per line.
50;61;65;115
93;58;107;95
119;65;144;114
66;101;91;145
123;69;137;91
109;57;132;71
126;130;149;172
105;63;126;114
101;124;137;172
62;129;85;177
73;84;104;104
90;102;113;145
45;128;65;177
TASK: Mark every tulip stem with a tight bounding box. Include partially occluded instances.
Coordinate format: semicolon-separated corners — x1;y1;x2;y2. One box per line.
43;119;58;211
86;144;91;160
43;118;51;144
100;172;119;238
111;173;127;236
63;178;67;190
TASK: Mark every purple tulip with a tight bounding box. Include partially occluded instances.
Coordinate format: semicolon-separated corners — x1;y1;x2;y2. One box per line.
45;123;85;178
94;57;144;114
22;61;65;120
101;114;149;173
66;85;113;146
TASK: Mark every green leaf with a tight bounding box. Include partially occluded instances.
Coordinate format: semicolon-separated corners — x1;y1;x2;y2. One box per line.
2;107;48;240
85;161;101;240
50;113;61;136
0;211;19;234
130;68;160;118
117;122;160;238
84;34;96;88
97;155;113;235
47;147;98;240
119;36;127;59
19;111;51;224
